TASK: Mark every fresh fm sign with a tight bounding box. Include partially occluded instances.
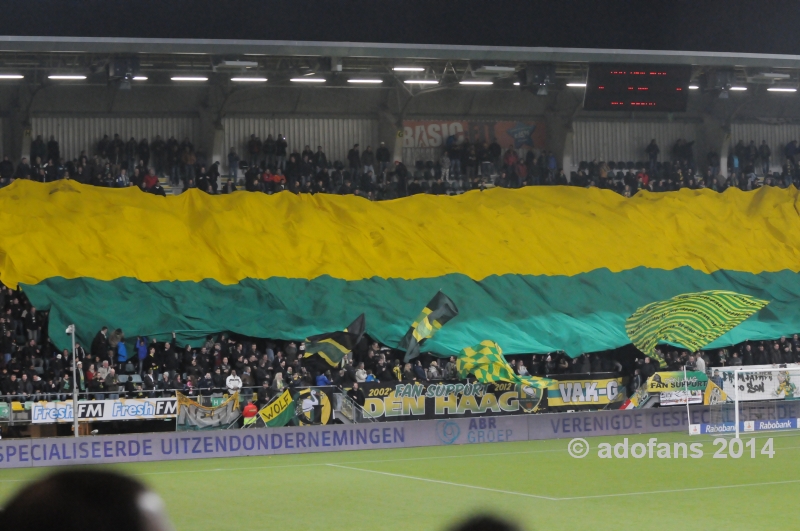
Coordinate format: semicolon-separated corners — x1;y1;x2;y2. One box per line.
31;399;177;424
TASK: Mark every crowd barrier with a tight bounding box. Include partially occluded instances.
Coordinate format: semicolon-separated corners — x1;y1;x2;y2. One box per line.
0;405;721;469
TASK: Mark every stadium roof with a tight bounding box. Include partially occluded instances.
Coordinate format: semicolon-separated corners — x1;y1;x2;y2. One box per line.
1;0;800;67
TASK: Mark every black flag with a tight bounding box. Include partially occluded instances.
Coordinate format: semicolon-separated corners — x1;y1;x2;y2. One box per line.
304;314;366;367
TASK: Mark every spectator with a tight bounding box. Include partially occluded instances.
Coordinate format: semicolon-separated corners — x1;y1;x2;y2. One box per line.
228;147;240;179
638;356;656;378
695;352;706;373
315;370;332;386
263;134;276;168
24;306;41;343
413;360;428;381
105;368;120;399
270;371;285;393
427;360;440;379
47;135;60;163
759;140;771;176
443;356;458;380
350;362;365;383
347;144;361;176
226;369;242;394
646;139;660;172
347;382;366;407
91;326;108;361
362;145;375;176
97;360;111;380
275;134;288;171
247;134;261;167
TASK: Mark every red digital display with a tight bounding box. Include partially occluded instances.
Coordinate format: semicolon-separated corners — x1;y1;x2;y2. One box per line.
584;64;691;112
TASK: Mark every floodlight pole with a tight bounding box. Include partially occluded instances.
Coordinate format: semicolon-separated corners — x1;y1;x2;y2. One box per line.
683;366;691;427
67;324;79;438
734;367;740;439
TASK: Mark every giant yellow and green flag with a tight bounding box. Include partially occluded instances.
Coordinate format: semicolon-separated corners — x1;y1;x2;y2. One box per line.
457;340;553;389
0;180;795;356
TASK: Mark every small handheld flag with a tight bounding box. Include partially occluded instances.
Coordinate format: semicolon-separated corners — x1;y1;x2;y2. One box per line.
400;291;459;362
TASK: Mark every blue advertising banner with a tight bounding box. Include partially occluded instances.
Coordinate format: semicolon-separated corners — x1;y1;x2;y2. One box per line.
4;405;798;470
696;418;799;435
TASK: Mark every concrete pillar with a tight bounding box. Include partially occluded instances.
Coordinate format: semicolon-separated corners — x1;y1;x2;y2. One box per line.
699;115;730;176
19;122;31;163
562;125;574;177
376;109;402;163
545;113;572;173
211;125;225;169
391;124;405;164
9;84;34;162
195;108;218;168
5;110;27;162
719;128;731;176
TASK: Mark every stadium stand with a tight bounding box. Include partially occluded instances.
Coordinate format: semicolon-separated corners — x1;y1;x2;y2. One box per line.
4;132;800;200
1;278;798;406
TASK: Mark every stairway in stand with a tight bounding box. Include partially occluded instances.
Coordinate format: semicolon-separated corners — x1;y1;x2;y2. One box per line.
158;175;178;195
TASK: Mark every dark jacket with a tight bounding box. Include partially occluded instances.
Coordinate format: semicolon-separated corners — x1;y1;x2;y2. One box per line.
361;149;375;166
104;374;119;392
91;331;108;360
347;148;361;167
376;145;391;163
347;387;366;407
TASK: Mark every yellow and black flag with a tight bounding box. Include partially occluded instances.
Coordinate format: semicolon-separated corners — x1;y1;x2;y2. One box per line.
303;314;366;367
401;291;459;362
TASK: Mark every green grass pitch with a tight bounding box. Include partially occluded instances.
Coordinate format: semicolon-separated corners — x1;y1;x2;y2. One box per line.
1;431;797;531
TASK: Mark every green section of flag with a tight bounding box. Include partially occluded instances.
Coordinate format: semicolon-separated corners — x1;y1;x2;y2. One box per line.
457;340;553;389
401;291;459;362
23;268;800;358
626;290;769;358
304;314;366;367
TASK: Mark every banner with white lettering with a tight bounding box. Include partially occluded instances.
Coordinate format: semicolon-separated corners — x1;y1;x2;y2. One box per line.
716;364;800;402
359;381;543;421
31;398;177;424
545;376;627;408
659;390;703;406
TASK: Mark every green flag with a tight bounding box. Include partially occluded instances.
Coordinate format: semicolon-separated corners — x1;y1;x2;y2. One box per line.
626;290;769;360
457;340;553;389
304;314;366;367
401;291;459;362
258;389;296;427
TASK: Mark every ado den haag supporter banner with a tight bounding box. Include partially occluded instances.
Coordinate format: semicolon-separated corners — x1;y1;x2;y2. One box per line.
359;381;543;421
716;364;800;402
360;377;626;421
402;120;546;150
32;398;177;424
545;376;627;408
646;371;708;393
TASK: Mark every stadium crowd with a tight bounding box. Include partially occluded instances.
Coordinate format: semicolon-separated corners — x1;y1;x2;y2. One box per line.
1;281;799;406
3;132;800;200
576;137;800;197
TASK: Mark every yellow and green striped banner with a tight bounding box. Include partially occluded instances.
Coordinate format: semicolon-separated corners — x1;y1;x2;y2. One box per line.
626;290;769;357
